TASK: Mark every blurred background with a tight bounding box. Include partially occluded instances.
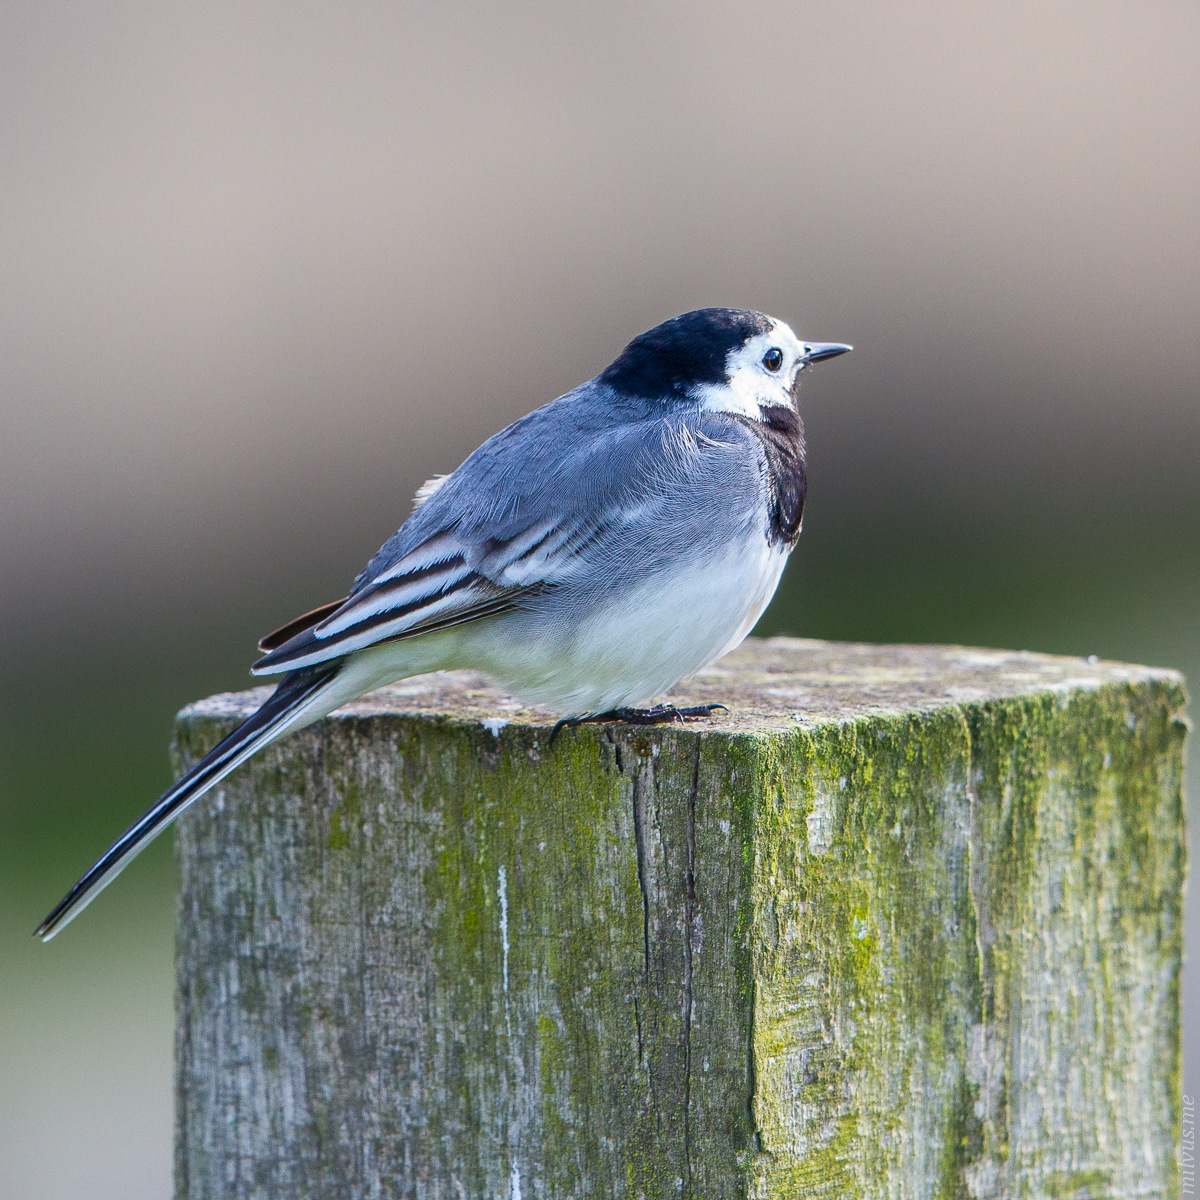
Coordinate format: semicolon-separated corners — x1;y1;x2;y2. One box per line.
1;1;1197;1195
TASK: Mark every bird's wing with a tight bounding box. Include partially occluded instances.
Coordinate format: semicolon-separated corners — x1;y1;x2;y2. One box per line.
251;396;764;675
257;598;347;652
249;527;566;673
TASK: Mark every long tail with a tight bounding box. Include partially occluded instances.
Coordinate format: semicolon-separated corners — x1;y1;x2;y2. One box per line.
34;664;341;942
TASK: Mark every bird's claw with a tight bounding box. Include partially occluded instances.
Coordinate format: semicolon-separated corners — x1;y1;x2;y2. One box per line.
550;703;728;745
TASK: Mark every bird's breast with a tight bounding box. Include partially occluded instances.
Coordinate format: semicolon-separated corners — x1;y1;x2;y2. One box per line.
462;532;790;714
748;405;807;547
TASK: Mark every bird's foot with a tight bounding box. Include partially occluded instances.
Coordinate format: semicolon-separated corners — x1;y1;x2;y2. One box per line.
550;703;727;745
600;703;729;726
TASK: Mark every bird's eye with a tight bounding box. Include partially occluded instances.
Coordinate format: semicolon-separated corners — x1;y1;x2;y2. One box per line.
763;348;783;372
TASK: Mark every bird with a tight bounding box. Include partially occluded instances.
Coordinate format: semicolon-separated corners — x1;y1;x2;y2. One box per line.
35;308;850;940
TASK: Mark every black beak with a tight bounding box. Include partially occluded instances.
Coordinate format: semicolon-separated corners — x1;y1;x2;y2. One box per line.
800;342;853;365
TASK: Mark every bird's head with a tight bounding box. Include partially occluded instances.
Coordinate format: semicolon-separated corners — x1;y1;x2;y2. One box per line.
599;308;851;420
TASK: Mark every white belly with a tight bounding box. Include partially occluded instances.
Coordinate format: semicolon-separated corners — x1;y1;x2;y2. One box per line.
464;534;791;714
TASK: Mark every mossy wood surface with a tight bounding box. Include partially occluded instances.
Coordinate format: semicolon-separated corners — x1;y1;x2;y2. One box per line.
172;637;1188;1200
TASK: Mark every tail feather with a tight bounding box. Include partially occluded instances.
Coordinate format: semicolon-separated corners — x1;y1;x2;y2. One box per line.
34;665;340;942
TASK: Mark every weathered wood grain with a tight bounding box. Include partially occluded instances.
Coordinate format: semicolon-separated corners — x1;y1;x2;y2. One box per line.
172;637;1188;1199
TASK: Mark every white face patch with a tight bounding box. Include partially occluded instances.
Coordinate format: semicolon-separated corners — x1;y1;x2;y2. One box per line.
693;317;807;419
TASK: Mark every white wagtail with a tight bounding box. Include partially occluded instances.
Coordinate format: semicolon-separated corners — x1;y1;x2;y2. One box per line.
36;308;849;939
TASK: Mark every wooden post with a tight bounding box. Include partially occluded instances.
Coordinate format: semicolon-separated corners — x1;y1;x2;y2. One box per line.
172;637;1187;1199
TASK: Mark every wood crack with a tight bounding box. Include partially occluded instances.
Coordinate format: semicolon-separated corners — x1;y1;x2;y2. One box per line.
626;745;652;977
682;738;700;1198
747;976;762;1152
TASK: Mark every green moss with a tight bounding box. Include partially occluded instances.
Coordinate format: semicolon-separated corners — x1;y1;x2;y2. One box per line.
747;711;977;1194
742;681;1187;1196
239;973;266;1016
325;781;361;850
1042;1167;1112;1198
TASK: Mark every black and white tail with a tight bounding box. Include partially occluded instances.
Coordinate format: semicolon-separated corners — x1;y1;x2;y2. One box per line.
34;664;341;942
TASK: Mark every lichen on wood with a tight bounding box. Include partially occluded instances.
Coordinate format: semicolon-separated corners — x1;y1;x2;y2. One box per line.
172;637;1188;1199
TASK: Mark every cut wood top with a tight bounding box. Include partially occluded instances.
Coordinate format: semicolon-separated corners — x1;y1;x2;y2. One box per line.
177;636;1186;734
